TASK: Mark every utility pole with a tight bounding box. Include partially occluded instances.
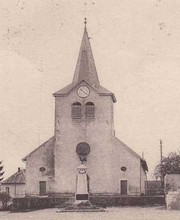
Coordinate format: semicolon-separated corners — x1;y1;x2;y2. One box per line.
0;161;4;182
160;140;163;187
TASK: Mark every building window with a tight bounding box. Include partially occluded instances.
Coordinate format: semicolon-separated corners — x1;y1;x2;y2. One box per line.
72;102;82;119
39;167;46;172
121;166;127;172
39;181;46;196
85;102;95;119
6;187;9;194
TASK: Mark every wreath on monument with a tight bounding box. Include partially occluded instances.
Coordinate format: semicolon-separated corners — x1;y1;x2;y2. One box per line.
76;142;90;162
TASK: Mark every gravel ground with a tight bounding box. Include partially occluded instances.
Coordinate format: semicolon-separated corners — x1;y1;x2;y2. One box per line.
0;206;180;220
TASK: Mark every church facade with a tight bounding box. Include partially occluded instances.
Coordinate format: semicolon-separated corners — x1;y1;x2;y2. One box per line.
22;25;148;198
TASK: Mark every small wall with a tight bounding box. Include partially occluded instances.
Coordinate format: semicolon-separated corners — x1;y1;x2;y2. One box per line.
12;197;71;211
90;195;165;207
145;181;164;195
166;191;180;210
12;195;165;211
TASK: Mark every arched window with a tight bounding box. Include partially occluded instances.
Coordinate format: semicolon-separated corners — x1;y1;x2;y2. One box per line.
85;102;95;119
72;102;82;119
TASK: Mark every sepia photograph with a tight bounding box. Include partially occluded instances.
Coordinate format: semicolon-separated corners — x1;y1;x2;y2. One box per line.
1;0;180;219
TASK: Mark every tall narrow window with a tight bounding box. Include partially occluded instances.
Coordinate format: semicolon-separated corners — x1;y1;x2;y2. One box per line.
6;187;9;194
85;102;95;119
72;102;82;119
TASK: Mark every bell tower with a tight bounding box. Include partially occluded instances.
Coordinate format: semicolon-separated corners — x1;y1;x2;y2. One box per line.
53;19;117;194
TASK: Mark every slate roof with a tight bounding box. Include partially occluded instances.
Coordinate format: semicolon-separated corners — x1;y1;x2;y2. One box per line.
1;169;25;185
53;27;116;103
73;27;99;86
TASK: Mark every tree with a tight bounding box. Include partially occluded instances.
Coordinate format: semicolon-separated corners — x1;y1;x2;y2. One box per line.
0;192;11;209
0;161;4;182
154;151;180;181
0;162;10;209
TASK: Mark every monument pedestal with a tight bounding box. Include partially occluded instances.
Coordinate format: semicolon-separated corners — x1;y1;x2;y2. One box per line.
57;163;105;212
75;163;89;203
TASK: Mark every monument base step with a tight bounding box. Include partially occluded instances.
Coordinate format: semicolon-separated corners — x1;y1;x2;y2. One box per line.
57;208;105;212
57;200;105;212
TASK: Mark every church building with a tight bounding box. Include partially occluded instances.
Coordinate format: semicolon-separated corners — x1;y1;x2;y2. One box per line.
22;21;148;198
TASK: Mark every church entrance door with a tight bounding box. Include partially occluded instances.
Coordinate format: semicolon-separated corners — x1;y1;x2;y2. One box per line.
120;180;127;195
39;181;46;195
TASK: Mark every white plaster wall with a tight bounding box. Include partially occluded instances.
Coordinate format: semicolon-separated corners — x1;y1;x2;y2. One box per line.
24;81;146;196
54;82;115;193
25;138;54;196
165;174;180;192
1;184;25;198
53;82;146;194
110;138;146;195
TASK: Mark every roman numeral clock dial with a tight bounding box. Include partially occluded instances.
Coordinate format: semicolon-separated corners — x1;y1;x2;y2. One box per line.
77;86;90;98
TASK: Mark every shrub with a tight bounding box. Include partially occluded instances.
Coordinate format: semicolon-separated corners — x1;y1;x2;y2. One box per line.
0;192;11;208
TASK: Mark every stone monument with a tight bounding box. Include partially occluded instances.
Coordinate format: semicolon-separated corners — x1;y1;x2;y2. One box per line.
76;163;89;202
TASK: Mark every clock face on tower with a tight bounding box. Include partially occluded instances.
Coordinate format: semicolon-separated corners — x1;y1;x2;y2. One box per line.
77;86;90;98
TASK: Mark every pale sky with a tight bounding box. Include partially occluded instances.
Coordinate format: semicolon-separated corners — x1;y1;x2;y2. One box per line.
1;0;180;179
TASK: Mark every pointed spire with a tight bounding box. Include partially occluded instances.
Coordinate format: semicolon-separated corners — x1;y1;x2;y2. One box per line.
72;19;100;87
53;20;116;103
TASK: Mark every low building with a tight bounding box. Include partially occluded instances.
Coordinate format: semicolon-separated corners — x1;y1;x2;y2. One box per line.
1;168;25;198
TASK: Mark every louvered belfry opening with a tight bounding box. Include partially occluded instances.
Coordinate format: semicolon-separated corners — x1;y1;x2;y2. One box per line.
85;102;95;119
72;102;82;119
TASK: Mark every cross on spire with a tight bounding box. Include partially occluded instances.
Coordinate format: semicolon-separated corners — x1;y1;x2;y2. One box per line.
84;17;87;28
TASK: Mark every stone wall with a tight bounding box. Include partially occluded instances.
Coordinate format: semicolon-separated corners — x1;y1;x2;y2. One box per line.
166;191;180;210
12;195;165;211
